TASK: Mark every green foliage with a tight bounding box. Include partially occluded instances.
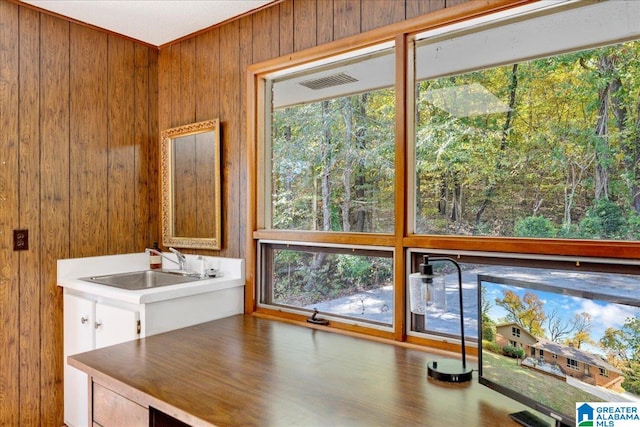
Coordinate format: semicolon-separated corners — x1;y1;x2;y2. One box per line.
514;216;557;238
579;198;627;239
271;90;395;233
483;339;502;354
481;313;496;341
271;249;392;307
413;39;640;241
599;314;640;395
502;345;525;359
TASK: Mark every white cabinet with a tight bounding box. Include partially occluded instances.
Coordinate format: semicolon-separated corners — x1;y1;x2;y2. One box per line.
62;285;244;427
58;253;245;427
64;294;139;427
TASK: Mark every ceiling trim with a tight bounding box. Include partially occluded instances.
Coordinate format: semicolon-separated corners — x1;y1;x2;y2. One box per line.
12;0;282;49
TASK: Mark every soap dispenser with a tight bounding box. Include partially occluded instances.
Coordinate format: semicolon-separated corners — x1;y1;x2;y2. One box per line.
150;242;162;269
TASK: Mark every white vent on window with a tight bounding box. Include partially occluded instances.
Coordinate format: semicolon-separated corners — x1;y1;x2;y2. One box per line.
299;73;358;90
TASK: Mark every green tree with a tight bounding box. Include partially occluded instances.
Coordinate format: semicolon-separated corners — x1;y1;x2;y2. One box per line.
495;290;546;337
600;315;640;394
514;216;556;238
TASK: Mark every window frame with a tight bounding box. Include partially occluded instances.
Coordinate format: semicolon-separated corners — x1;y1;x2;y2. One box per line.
246;0;640;348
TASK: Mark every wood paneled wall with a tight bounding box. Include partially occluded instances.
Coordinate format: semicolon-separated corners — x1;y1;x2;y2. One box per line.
158;0;465;260
0;1;158;424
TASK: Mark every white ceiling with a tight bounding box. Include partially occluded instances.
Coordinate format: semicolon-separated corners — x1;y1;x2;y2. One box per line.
19;0;276;47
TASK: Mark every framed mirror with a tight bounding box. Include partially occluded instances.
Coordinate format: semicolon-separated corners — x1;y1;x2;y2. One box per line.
161;119;221;250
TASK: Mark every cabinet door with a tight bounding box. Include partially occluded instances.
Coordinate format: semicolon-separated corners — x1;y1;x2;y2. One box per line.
95;303;139;349
93;382;148;427
64;293;95;354
64;293;95;427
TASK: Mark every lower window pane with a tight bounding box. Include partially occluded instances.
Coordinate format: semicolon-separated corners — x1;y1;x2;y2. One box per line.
260;243;394;326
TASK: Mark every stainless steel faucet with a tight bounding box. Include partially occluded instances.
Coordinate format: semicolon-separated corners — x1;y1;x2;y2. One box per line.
145;247;187;271
169;247;187;271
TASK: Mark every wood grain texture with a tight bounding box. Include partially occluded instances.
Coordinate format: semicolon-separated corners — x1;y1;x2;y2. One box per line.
39;12;70;425
195;28;220;122
279;1;294;55
293;0;317;52
93;383;148;427
333;0;360;40
70;315;525;427
0;1;158;422
108;35;137;253
0;1;20;424
252;6;280;64
316;0;334;45
406;0;446;19
361;0;406;32
134;44;152;250
70;23;109;258
220;20;241;257
18;5;41;425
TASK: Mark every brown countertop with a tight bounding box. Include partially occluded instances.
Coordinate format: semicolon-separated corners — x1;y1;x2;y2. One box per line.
69;314;524;426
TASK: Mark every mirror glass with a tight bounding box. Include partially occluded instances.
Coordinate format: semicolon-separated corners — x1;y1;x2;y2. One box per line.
161;119;221;249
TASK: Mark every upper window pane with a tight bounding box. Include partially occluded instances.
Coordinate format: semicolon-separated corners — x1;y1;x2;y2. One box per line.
414;38;640;240
267;44;395;233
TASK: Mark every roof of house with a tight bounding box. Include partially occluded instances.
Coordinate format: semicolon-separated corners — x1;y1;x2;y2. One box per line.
495;321;622;374
531;338;622;374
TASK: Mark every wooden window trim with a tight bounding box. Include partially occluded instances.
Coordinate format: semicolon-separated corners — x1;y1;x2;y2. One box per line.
245;0;640;347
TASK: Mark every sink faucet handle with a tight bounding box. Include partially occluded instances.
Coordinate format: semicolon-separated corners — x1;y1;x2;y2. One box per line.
168;247;187;270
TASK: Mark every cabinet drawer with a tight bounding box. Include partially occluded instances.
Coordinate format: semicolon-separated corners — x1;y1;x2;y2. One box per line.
93;382;148;427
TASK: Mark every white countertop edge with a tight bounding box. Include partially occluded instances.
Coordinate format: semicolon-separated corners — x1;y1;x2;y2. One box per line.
59;276;244;304
57;252;245;304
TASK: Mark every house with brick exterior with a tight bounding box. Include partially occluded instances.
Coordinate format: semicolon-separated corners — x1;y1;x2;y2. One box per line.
495;322;624;392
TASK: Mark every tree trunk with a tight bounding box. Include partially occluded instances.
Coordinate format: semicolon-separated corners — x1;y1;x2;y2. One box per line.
342;97;353;232
593;55;614;201
320;100;332;232
354;94;369;232
475;64;518;227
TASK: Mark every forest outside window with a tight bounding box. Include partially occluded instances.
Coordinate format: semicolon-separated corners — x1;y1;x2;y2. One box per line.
265;43;396;233
413;3;640;242
259;242;394;328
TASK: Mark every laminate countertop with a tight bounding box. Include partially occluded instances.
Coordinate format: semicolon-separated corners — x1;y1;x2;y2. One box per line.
69;314;526;426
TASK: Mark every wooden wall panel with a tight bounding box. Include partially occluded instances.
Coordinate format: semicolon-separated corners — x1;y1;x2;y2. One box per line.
195;28;220;121
18;6;41;425
134;44;152;250
0;1;20;424
70;24;109;258
39;12;70;424
0;0;158;422
108;36;137;253
220;20;241;257
279;1;294;55
361;0;406;32
316;0;334;45
406;0;446;19
238;15;253;259
334;0;361;40
293;0;316;52
252;7;279;64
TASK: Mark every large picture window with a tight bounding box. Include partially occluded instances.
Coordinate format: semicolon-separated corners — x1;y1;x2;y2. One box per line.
266;44;396;233
414;39;640;240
